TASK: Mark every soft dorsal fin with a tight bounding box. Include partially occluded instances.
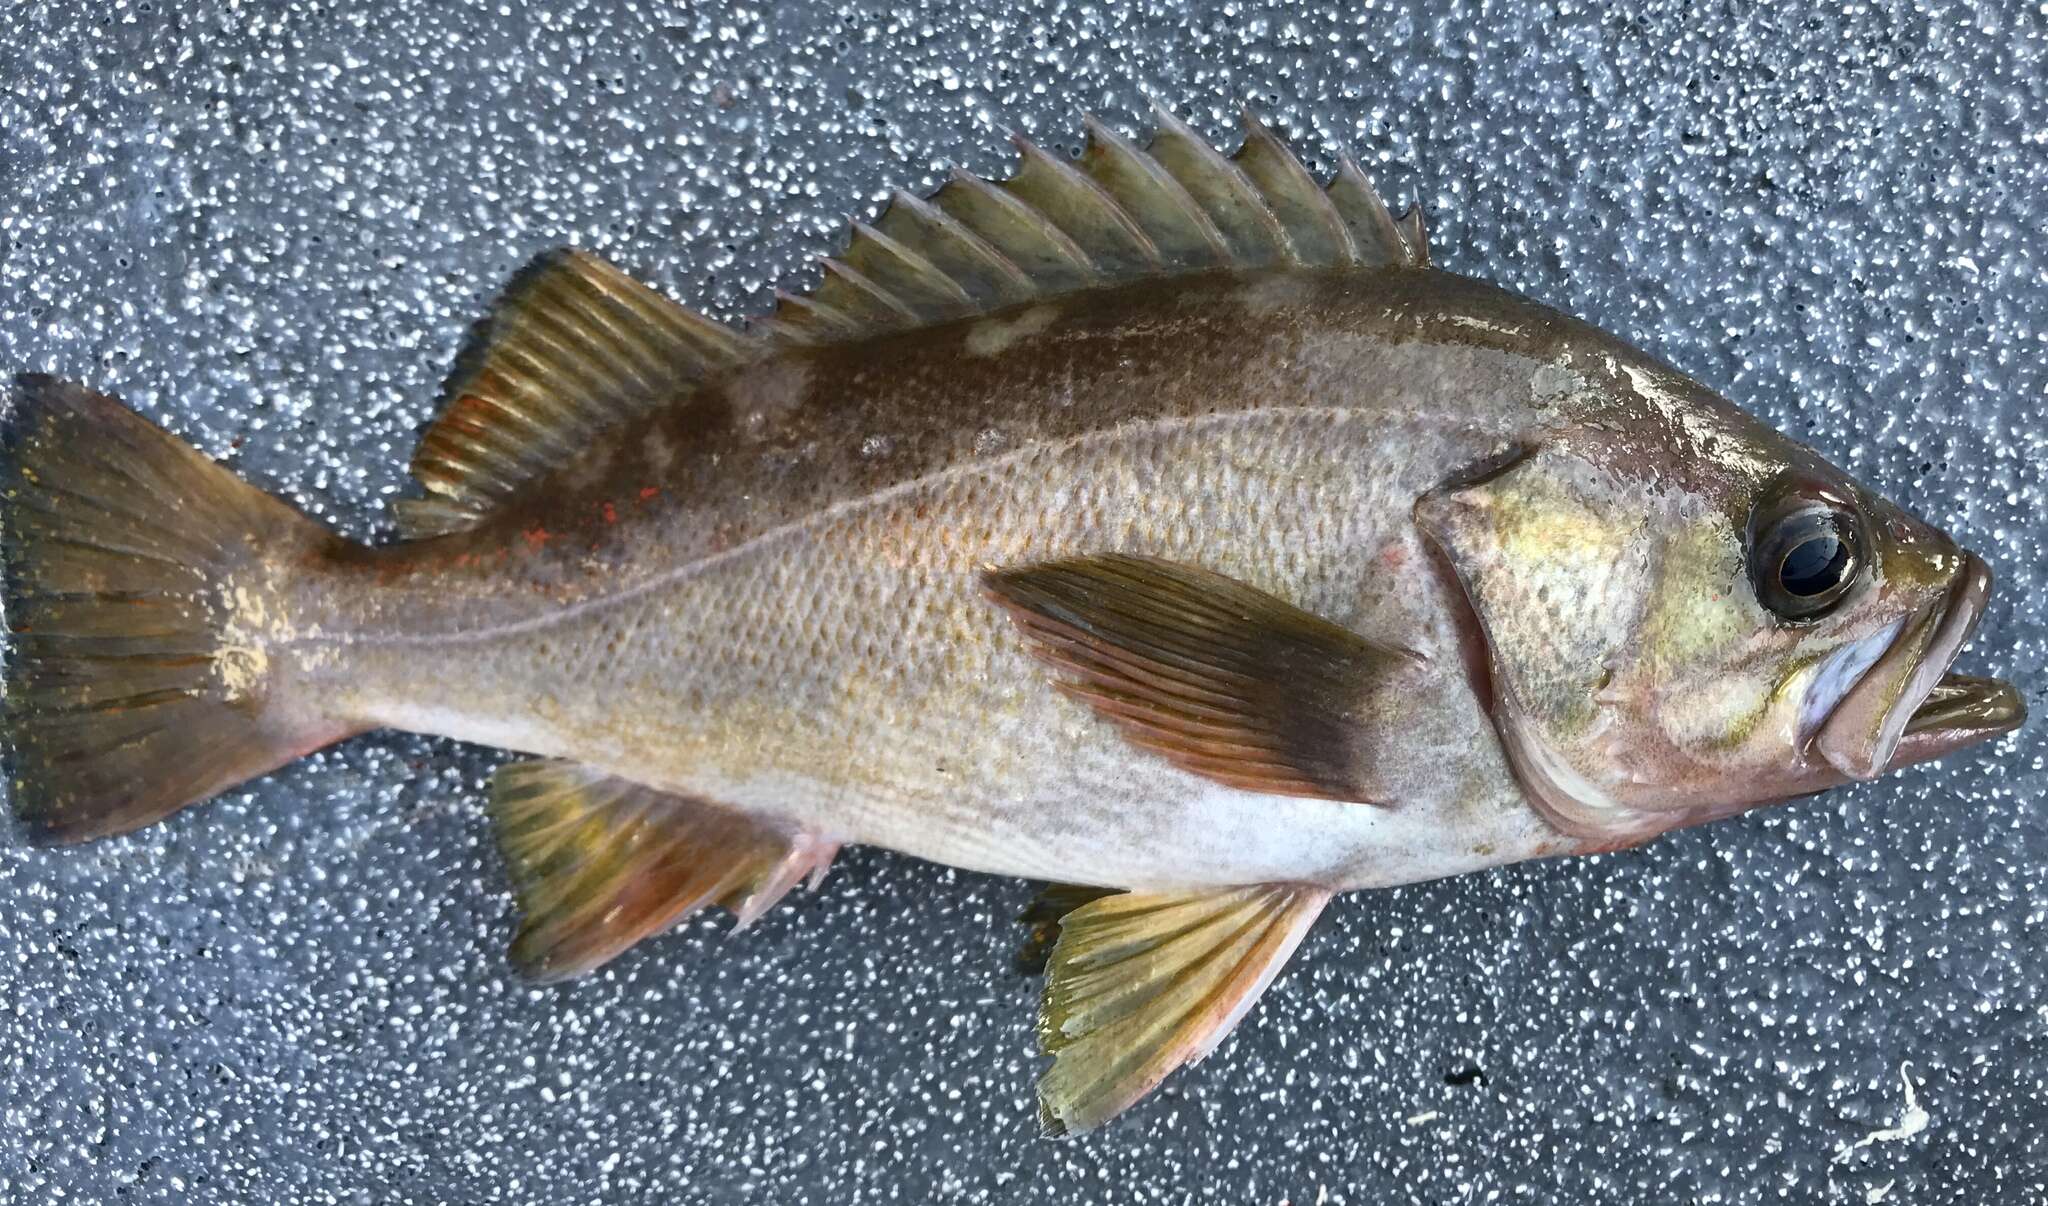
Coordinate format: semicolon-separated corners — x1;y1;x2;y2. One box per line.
398;249;750;538
764;106;1427;344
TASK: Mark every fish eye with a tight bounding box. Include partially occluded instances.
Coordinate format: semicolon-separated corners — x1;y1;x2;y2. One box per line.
1748;485;1865;621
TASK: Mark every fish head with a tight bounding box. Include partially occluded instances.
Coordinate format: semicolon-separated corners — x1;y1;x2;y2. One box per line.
1416;353;2023;845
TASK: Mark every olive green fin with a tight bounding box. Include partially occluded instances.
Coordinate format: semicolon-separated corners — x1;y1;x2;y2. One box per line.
767;107;1427;344
1;376;361;843
1016;882;1122;975
399;249;751;538
1037;885;1330;1136
982;554;1422;802
492;759;837;982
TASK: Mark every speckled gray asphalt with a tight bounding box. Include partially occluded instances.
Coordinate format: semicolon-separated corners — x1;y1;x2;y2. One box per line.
1;1;2043;1202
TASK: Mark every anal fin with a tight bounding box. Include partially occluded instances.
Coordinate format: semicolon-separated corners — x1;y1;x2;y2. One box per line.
492;759;836;981
1037;884;1330;1135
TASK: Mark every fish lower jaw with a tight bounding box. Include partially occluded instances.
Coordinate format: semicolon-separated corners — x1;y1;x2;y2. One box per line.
1886;671;2025;768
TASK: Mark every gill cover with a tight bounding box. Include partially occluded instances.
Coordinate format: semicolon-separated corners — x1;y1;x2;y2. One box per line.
1413;444;1669;838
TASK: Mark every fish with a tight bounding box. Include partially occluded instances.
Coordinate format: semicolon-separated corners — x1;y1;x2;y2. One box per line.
1;107;2023;1135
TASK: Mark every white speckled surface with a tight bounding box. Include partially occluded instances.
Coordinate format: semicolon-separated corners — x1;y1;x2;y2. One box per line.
2;1;2043;1201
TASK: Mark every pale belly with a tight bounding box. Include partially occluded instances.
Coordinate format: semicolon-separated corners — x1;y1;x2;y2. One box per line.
341;408;1571;892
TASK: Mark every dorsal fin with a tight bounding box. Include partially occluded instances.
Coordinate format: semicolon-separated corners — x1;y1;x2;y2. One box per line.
402;114;1424;534
399;248;750;538
765;106;1427;344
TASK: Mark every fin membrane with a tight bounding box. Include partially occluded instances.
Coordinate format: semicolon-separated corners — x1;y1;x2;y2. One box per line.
401;249;750;538
492;759;837;981
1037;884;1330;1135
1016;882;1121;975
1;376;355;843
984;554;1421;802
766;107;1428;344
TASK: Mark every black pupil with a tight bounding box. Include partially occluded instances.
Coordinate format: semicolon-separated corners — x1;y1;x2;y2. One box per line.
1779;530;1849;597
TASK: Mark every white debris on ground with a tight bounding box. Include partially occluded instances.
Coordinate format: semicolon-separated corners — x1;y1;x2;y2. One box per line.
1833;1063;1931;1165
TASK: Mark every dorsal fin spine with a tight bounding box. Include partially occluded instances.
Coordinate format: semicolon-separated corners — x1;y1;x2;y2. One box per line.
767;109;1428;349
404;119;1430;537
1004;135;1163;275
1230;110;1356;267
1327;155;1408;267
873;190;1038;305
1077;114;1231;267
1141;105;1293;266
820;258;923;327
884;190;1040;300
1397;205;1431;268
843;220;977;316
935;169;1097;288
768;288;861;343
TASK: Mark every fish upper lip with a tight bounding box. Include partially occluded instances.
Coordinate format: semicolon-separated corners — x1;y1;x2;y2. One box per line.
1812;551;2019;780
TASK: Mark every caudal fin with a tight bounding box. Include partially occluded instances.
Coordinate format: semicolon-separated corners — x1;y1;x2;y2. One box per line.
1;375;356;843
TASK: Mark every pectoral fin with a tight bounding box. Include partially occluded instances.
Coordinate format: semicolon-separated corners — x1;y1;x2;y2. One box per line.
492;760;838;982
1036;884;1331;1135
983;554;1422;802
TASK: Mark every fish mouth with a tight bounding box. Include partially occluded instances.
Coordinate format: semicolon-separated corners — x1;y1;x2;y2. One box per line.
1812;552;2024;780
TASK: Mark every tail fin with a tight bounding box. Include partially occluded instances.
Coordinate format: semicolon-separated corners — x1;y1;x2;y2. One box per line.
2;375;355;843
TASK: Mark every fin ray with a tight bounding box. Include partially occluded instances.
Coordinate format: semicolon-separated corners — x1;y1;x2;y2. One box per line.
1231;111;1356;266
397;117;1425;517
2;376;360;843
1016;882;1122;974
1004;135;1162;276
1036;884;1329;1135
984;554;1421;803
402;249;750;538
771;109;1427;350
492;760;837;981
1076;114;1231;268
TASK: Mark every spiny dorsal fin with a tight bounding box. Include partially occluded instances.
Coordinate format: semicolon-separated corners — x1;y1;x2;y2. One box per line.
767;106;1427;344
399;249;749;538
492;759;837;981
